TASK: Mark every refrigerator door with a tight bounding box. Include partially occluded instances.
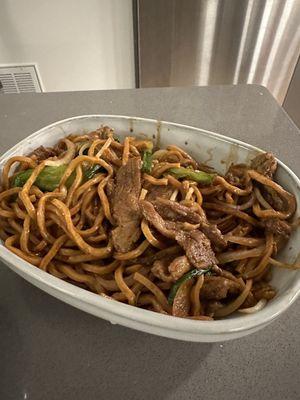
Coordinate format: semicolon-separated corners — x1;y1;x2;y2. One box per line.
136;0;300;104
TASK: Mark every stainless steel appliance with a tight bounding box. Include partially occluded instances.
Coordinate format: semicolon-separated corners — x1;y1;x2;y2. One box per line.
135;0;300;124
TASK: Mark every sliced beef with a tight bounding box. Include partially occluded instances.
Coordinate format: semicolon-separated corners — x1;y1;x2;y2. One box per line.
263;187;285;211
175;230;217;269
226;164;248;186
251;152;277;179
151;198;226;250
251;153;286;211
264;218;291;252
253;283;276;301
152;198;202;224
145;198;227;250
264;218;291;238
140;200;177;238
111;158;142;252
145;185;173;201
151;259;173;282
140;200;218;269
105;178;115;203
112;224;140;253
28;145;58;162
168;255;191;280
200;276;241;300
240;292;257;309
87;126;114;141
98;125;114;139
201;222;227;251
53;140;69;157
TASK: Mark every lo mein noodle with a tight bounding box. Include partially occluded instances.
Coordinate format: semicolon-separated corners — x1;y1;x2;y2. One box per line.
0;126;298;320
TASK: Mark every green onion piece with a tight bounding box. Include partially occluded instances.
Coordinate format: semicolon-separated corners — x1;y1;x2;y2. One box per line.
168;267;212;305
12;165;71;191
168;167;215;185
12;168;34;188
142;149;153;173
12;163;104;192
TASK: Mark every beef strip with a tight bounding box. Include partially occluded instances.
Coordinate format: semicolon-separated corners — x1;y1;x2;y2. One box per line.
105;178;115;203
253;282;276;301
111;158;142;252
87;126;114;141
152;198;227;250
175;230;217;269
251;152;277;179
200;276;241;300
53;140;69;156
240;292;257;309
200;222;227;251
151;259;173;282
98;125;114;139
168;255;191;280
263;187;285;211
28;145;58;162
226;164;248;186
146;198;227;250
140;200;218;269
264;218;291;252
152;198;202;224
140;200;177;238
264;218;291;238
250;153;287;212
145;185;173;201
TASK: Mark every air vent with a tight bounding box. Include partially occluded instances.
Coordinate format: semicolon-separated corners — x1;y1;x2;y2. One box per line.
0;65;42;94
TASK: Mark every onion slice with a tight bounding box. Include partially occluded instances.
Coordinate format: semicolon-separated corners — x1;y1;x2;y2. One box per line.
238;298;267;314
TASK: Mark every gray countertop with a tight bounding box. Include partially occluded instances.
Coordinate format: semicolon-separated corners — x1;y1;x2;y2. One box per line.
0;85;299;400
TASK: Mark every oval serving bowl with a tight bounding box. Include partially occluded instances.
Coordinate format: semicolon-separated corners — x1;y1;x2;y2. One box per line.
0;115;299;342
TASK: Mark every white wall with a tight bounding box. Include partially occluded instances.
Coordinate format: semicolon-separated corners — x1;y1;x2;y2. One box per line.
0;0;135;92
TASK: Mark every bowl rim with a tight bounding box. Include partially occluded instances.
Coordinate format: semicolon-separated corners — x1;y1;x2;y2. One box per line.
1;114;300;336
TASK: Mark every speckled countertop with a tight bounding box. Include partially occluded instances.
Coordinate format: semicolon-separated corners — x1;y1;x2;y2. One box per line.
0;85;299;400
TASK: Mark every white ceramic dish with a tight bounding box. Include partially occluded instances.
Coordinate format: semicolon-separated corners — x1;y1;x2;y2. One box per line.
1;115;300;342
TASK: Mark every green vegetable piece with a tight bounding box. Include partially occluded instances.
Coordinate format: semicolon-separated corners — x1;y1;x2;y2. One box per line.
168;267;212;305
142;149;153;173
168;167;215;185
83;165;105;181
36;165;74;191
12;163;105;192
12;165;70;191
12;168;34;188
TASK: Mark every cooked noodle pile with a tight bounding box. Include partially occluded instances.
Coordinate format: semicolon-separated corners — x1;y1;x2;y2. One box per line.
0;126;298;320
